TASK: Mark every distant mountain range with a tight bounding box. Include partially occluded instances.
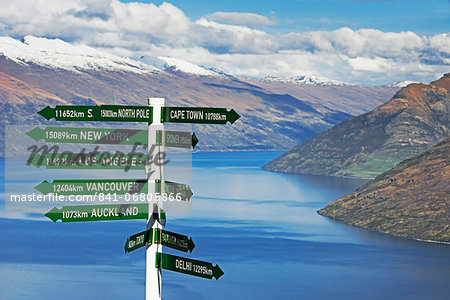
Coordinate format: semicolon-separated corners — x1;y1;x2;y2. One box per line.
263;74;449;178
0;36;399;153
261;75;353;86
318;137;450;243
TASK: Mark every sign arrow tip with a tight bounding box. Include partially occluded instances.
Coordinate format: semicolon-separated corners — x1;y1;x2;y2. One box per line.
28;155;42;168
213;264;224;280
34;180;51;194
187;186;193;201
124;238;129;254
228;109;240;124
188;237;195;253
25;127;44;141
192;132;199;149
37;106;55;120
45;207;61;222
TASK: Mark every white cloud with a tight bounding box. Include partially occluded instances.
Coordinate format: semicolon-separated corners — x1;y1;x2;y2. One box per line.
0;0;448;85
205;12;276;26
111;1;191;38
193;18;274;54
347;57;392;72
428;33;450;54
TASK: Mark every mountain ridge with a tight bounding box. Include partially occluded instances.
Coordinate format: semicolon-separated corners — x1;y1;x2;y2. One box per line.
261;75;354;86
262;73;449;178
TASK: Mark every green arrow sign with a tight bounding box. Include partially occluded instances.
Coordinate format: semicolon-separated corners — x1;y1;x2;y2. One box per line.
161;107;240;124
45;204;149;222
38;105;153;122
26;127;199;148
26;127;147;145
124;229;152;253
34;179;192;200
155;229;195;253
124;229;195;254
29;153;147;169
155;253;224;280
155;180;193;201
156;130;199;149
34;179;148;195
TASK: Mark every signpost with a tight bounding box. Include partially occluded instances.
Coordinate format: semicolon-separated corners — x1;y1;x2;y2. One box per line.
45;204;149;222
38;105;153;122
155;253;224;280
161;107;240;124
146;98;164;300
34;99;239;299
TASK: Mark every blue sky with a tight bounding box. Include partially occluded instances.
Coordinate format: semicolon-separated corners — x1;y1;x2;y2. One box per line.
0;0;449;85
123;0;450;35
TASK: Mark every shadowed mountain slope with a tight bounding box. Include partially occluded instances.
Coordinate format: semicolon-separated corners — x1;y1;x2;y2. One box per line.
263;74;449;178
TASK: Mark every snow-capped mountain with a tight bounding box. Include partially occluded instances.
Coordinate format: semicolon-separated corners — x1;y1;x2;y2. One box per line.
385;80;418;88
157;56;223;76
0;36;161;74
261;75;354;86
0;36;229;78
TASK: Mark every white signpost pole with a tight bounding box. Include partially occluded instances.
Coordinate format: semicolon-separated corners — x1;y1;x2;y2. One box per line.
146;97;165;300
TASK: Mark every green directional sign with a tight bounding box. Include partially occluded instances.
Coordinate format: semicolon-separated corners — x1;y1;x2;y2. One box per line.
155;253;224;280
34;179;148;195
161;107;240;124
26;127;199;148
156;130;199;149
155;180;193;201
38;105;153;122
26;127;147;145
124;229;152;253
124;229;195;254
29;153;147;169
155;229;195;253
45;204;149;222
34;179;192;200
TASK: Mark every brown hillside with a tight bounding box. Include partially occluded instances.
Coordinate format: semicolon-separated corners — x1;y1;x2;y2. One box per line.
318;137;450;243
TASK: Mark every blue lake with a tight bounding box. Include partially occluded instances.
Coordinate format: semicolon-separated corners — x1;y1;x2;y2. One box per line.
0;152;449;299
